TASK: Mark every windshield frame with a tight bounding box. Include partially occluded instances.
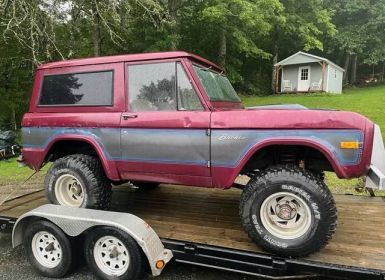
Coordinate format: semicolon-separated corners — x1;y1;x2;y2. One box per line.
192;64;242;103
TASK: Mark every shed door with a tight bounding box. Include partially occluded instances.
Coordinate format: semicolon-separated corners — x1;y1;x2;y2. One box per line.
298;66;311;91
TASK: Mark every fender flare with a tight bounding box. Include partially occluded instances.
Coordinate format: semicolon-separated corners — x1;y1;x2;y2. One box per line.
42;134;120;181
12;204;172;276
236;137;347;178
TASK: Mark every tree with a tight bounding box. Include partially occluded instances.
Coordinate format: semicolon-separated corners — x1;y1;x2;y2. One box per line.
326;0;378;84
201;0;283;68
270;0;336;92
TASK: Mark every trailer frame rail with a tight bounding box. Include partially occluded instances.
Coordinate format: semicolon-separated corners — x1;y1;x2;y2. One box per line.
1;216;385;280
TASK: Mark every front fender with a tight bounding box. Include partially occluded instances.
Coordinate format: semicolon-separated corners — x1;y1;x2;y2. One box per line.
211;129;365;188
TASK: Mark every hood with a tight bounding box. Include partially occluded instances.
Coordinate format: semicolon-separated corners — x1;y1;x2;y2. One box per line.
211;108;372;131
247;104;308;110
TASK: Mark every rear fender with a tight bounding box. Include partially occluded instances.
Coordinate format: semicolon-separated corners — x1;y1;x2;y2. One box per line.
24;134;120;181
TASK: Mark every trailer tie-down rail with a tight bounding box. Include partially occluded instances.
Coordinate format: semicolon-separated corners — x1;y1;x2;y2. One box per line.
162;239;385;280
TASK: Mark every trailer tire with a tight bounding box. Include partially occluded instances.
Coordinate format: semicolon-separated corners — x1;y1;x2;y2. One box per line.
45;154;112;209
239;166;337;257
84;226;144;280
24;220;73;278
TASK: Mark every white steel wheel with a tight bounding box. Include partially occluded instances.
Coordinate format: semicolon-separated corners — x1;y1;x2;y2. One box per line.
260;192;312;240
31;231;62;268
93;236;130;277
54;174;85;207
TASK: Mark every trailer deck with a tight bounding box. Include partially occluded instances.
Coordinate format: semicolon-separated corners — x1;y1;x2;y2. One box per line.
1;185;385;279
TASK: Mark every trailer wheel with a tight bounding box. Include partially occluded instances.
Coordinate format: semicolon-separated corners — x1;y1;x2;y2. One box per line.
239;166;337;257
84;226;144;280
45;154;112;209
24;220;73;278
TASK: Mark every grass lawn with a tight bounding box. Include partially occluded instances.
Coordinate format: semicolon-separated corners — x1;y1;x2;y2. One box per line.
242;85;385;196
0;158;48;203
0;158;45;182
242;85;385;136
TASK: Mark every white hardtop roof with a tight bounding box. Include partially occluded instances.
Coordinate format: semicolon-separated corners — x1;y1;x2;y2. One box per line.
275;51;345;72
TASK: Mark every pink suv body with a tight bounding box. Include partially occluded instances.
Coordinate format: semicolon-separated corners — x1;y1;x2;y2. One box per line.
21;51;385;191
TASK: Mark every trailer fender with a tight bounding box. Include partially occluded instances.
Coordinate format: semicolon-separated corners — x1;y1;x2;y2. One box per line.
12;204;172;276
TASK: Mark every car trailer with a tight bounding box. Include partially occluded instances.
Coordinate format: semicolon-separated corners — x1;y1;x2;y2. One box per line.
1;184;385;280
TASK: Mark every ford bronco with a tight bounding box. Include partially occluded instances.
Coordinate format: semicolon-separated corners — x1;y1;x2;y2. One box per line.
21;51;385;257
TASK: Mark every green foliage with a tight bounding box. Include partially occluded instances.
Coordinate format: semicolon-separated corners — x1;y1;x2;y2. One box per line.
0;0;384;125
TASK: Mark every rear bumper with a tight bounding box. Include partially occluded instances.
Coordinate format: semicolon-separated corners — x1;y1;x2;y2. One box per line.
366;125;385;190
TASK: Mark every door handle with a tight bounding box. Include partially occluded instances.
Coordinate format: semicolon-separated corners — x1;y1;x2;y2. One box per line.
122;114;138;120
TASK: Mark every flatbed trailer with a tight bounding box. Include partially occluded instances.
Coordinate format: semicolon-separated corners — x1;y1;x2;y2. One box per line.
1;185;385;280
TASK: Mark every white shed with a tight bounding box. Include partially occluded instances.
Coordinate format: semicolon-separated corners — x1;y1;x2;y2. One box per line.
274;51;345;94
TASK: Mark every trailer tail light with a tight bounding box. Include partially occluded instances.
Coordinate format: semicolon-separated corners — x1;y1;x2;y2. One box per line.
156;260;165;269
340;141;360;149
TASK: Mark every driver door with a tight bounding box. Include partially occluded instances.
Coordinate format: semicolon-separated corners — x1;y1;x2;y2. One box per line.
118;60;211;184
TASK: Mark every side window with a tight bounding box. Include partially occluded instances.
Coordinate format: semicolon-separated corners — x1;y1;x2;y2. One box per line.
177;63;203;111
128;63;176;112
39;71;113;106
128;62;203;112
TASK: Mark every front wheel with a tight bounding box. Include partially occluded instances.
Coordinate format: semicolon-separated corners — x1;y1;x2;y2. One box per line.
84;226;144;280
24;220;73;278
239;166;337;257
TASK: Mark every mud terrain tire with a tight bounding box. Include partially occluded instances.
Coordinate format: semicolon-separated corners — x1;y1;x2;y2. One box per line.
239;166;337;257
45;154;112;209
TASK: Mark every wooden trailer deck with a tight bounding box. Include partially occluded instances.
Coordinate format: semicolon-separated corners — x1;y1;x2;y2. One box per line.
1;184;385;273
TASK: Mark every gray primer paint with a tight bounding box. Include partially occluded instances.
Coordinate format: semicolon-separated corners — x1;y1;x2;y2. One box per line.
23;127;363;168
211;129;363;167
120;128;209;164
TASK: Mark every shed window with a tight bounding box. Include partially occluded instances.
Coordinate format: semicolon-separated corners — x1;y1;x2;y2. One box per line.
39;71;113;106
335;70;337;78
300;68;309;80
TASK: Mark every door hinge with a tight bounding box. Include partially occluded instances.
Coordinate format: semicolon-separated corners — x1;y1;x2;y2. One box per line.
206;128;211;136
207;160;211;168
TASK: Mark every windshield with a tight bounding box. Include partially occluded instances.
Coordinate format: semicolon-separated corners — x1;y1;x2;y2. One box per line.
193;65;241;102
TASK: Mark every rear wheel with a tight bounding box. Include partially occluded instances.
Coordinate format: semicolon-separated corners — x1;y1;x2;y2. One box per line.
84;226;144;280
239;166;337;257
45;154;112;209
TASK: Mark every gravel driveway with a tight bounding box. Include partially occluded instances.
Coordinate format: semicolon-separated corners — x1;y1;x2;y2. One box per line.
0;233;259;280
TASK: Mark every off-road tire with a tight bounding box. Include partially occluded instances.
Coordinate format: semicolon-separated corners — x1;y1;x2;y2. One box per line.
24;220;73;278
84;226;144;280
45;154;112;209
239;166;337;257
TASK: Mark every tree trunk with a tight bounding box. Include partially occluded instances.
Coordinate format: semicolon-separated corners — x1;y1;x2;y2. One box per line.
11;108;16;130
218;27;227;68
343;54;350;84
351;54;357;84
381;61;385;82
92;6;101;57
271;30;279;93
168;0;178;51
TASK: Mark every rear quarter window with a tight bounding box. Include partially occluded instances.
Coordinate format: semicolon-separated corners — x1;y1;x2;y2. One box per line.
39;71;113;106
